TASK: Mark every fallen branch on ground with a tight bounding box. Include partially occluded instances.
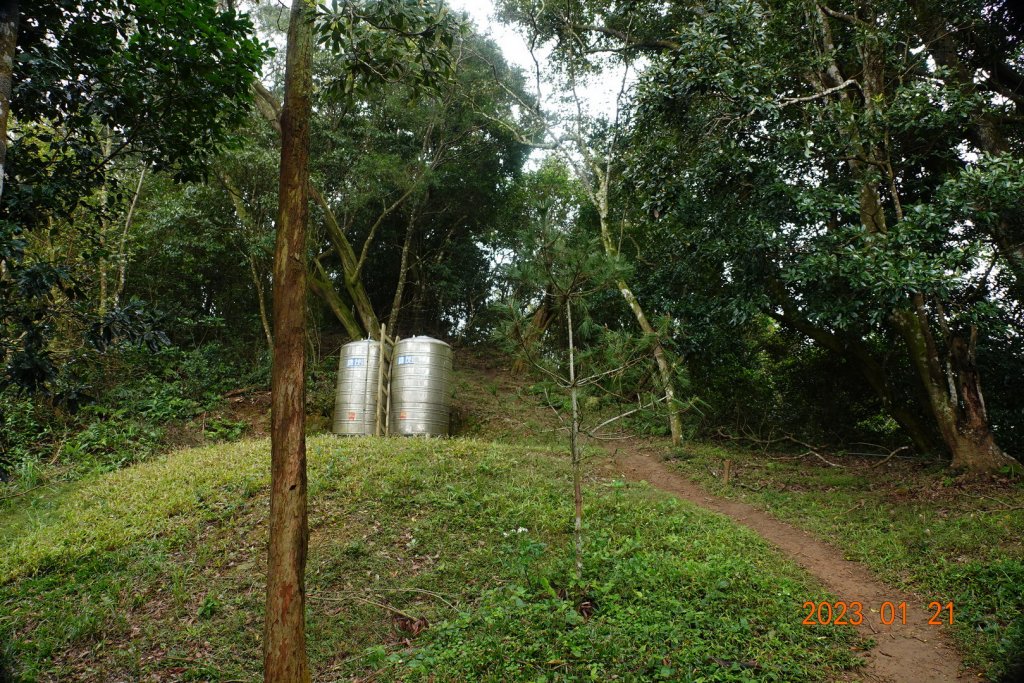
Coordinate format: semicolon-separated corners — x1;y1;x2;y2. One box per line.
972;493;1024;513
715;428;845;468
0;484;45;503
869;446;911;469
222;385;267;399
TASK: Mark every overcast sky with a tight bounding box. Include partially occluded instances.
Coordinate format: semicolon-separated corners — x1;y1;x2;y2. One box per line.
446;0;626;121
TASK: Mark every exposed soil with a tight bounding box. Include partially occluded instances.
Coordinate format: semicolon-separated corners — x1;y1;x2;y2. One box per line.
599;440;968;683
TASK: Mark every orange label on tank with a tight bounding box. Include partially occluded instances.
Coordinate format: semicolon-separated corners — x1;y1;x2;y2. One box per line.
399;411;408;420
347;411;356;420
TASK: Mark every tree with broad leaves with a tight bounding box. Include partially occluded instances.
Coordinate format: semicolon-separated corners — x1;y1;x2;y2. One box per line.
0;0;265;394
502;0;1024;474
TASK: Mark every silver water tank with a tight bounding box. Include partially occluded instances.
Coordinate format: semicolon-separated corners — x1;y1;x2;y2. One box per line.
332;339;380;435
390;336;453;436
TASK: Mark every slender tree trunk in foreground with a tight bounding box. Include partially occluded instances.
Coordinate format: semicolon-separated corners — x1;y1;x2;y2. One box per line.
0;0;18;204
264;1;313;681
567;300;584;582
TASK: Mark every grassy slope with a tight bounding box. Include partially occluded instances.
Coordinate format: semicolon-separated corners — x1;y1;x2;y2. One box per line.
1;436;860;682
665;441;1024;680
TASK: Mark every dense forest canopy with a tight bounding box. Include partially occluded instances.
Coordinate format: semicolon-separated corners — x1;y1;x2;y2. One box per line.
2;0;1024;488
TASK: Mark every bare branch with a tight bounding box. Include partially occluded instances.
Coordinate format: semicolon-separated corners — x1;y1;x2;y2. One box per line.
569;23;680;51
777;78;859;107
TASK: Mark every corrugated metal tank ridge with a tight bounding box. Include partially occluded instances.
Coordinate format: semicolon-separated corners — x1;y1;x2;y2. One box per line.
390;336;453;436
332;339;380;436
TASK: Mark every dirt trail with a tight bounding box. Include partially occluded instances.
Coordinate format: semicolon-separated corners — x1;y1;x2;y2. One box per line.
604;445;966;683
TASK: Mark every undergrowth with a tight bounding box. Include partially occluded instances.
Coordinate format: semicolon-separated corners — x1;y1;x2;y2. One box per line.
0;343;267;506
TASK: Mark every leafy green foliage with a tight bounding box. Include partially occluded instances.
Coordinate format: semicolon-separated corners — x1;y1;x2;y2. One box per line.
14;0;265;184
512;0;1024;460
316;0;462;98
0;342;264;484
2;0;266;394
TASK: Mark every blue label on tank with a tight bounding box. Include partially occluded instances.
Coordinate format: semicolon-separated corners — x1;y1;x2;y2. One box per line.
397;355;415;365
346;358;365;367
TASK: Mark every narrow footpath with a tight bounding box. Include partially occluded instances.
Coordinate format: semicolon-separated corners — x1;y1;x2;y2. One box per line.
602;442;968;683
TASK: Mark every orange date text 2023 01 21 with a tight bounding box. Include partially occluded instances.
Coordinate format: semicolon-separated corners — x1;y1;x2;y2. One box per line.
801;600;954;627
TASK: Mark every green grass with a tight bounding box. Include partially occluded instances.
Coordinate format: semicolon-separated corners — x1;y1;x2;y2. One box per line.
665;441;1024;680
1;436;861;681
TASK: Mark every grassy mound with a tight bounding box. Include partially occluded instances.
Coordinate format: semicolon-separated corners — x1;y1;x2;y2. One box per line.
1;436;859;681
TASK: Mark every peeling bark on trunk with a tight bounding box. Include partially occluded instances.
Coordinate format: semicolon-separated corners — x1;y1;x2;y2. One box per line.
0;0;18;204
264;1;313;680
893;300;1018;473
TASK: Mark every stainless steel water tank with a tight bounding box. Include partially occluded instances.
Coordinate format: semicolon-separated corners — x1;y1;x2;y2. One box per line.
390;336;453;436
332;339;380;436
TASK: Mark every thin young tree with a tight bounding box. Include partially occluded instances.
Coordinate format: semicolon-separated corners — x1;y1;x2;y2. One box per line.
506;203;667;582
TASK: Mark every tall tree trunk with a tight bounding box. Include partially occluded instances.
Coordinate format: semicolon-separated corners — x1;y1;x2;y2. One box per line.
589;161;684;448
387;203;418;335
264;0;313;680
113;166;146;308
593;187;683;446
0;0;17;204
839;21;1015;474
